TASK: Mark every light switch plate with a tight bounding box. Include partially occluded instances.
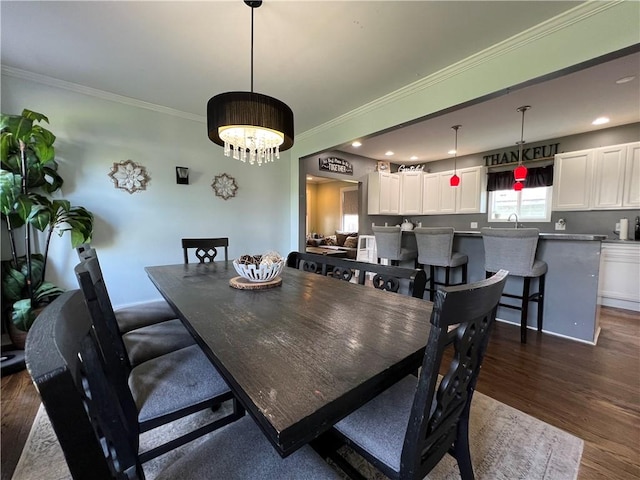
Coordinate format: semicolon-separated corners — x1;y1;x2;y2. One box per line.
555;222;566;231
470;222;478;229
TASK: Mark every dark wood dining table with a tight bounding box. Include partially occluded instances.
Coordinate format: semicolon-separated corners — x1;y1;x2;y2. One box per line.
145;261;432;457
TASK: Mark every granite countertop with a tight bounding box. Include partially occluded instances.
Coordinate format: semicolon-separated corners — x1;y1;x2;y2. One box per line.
454;230;607;241
602;238;640;244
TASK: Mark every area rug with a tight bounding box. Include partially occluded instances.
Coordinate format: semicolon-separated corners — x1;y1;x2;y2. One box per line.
12;391;583;480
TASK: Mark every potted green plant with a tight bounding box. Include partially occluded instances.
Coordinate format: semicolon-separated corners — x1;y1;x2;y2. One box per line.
1;109;93;344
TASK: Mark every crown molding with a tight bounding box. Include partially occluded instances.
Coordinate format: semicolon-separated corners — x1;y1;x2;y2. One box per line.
0;1;622;138
1;65;206;124
297;1;621;142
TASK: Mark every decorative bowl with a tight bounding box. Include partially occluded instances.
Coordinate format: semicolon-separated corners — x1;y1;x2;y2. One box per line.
233;258;285;282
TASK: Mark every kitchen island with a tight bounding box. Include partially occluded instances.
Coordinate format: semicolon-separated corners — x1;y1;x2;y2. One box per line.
402;230;606;343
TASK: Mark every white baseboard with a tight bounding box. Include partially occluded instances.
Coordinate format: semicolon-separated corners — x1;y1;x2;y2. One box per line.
495;317;598;345
597;296;640;312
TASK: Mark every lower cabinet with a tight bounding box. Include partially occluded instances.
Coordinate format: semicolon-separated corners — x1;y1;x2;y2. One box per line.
598;242;640;312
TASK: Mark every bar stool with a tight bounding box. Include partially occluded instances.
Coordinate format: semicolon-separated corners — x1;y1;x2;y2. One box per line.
413;227;468;301
481;227;547;344
372;226;417;266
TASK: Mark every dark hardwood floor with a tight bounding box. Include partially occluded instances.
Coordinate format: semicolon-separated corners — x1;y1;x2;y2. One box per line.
1;306;639;480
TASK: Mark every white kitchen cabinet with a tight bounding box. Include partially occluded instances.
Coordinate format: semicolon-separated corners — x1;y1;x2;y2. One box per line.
592;144;627;209
553;149;594;211
439;173;457;214
598;242;640;312
554;142;640;211
623;143;640;207
368;172;400;215
399;171;423;215
457;166;487;213
421;173;440;214
419;166;485;214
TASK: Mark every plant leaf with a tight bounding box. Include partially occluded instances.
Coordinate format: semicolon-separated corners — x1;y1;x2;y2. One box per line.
1;267;26;301
34;281;64;302
0;170;22;216
11;298;34;331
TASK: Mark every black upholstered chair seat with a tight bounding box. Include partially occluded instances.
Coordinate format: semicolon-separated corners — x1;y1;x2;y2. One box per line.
114;299;177;333
122;318;195;367
156;416;340;479
334;375;415;473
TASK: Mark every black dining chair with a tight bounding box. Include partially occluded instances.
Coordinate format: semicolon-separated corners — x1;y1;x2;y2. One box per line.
75;260;244;463
286;251;427;299
75;253;194;367
182;237;229;263
77;245;177;333
323;270;508;480
25;290;341;480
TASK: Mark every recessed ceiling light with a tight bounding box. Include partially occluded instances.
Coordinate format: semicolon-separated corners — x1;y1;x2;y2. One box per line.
592;117;610;125
616;76;636;84
385;151;394;156
410;156;418;161
448;149;457;155
306;176;313;181
351;141;362;147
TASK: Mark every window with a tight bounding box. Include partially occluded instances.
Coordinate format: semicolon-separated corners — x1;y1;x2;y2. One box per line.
488;186;552;222
341;186;359;232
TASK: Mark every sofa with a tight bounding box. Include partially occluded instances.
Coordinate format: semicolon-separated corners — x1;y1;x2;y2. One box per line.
306;231;358;259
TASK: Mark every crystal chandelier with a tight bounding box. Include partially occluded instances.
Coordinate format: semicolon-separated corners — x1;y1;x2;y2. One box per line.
207;1;294;166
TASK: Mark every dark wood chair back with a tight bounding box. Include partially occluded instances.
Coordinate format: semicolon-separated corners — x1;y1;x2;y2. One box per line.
74;258;142;431
182;237;229;263
25;290;139;479
74;257;131;368
402;269;508;479
286;251;427;298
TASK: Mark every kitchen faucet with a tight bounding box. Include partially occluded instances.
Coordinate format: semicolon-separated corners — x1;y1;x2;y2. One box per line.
508;213;519;228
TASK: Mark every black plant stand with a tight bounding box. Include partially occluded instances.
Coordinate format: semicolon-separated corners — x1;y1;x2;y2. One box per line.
1;348;26;376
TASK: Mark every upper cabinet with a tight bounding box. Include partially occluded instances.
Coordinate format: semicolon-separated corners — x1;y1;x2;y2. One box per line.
622;143;640;208
368;172;400;214
554;142;640;211
420;166;486;215
553;149;594;210
368;166;487;215
399;170;423;215
457;167;487;213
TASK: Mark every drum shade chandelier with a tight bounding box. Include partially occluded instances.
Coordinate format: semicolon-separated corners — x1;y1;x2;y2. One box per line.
513;105;530;191
449;125;461;187
207;1;294;166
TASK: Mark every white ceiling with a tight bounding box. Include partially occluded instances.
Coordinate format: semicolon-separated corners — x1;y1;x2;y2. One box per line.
1;1;639;164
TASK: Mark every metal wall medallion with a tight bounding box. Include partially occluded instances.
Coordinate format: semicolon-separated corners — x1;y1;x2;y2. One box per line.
108;160;150;194
212;173;238;200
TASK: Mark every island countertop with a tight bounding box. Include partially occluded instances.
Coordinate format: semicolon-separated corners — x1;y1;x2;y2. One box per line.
452;230;607;241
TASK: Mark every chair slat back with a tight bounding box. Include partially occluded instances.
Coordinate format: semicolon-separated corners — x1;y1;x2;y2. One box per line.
286;251;426;298
25;290;140;479
401;270;508;479
182;237;229;264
